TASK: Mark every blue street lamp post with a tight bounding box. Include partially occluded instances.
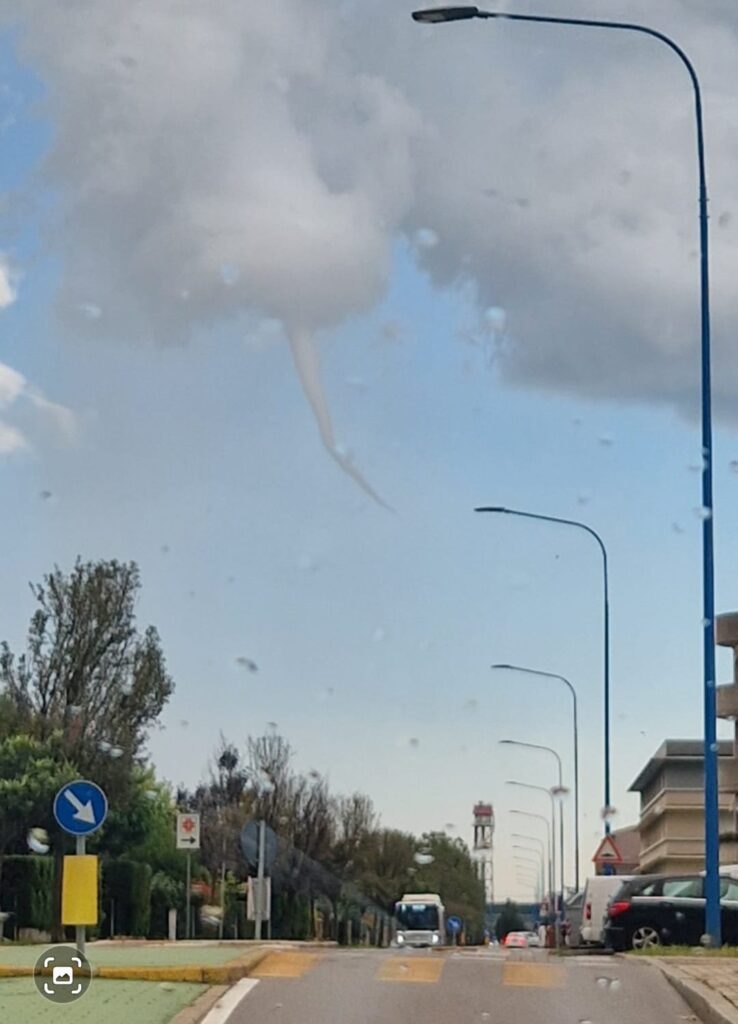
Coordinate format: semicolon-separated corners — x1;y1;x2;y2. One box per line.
413;5;721;944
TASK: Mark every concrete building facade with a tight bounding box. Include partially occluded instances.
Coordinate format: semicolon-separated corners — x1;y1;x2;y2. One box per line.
629;738;737;874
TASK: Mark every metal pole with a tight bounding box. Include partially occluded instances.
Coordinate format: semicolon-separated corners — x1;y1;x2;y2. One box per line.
454;0;719;951
254;819;266;940
75;836;86;956
219;859;226;941
185;852;191;940
495;667;582;892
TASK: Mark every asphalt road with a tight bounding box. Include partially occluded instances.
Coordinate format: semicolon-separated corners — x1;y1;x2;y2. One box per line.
227;946;693;1024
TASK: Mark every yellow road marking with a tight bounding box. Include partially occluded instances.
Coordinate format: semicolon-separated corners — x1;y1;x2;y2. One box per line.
502;962;566;989
250;952;319;978
377;957;446;984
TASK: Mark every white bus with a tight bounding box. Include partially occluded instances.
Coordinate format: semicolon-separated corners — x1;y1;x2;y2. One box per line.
394;893;445;948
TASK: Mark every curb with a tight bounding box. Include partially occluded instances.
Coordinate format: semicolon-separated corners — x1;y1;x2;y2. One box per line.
0;947;270;984
646;960;738;1024
170;985;229;1024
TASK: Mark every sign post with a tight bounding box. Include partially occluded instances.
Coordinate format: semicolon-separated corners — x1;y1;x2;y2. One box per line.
176;813;201;939
53;780;108;956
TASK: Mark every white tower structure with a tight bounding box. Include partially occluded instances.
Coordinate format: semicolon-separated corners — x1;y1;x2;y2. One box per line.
472;802;495;904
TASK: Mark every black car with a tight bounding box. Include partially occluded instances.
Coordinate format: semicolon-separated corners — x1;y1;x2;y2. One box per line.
604;873;738;951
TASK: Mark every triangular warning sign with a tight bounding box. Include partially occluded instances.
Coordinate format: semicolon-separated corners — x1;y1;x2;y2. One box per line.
593;834;623;864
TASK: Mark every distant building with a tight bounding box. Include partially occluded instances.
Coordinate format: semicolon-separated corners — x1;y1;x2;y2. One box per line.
472;803;495;904
629;739;735;874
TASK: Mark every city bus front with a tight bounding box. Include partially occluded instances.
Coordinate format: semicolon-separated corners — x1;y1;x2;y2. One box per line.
394;897;444;948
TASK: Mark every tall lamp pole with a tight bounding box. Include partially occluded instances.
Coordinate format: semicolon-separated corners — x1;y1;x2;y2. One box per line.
412;1;720;949
507;778;564;944
494;663;580;891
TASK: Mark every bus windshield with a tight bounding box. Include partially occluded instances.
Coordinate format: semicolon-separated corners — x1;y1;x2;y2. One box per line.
395;903;440;931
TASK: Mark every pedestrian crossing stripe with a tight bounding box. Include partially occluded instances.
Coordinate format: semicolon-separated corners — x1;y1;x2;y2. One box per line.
502;962;566;988
250;952;319;978
377;958;446;984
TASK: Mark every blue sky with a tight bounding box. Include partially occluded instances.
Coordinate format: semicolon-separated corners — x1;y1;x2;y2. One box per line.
3;1;738;902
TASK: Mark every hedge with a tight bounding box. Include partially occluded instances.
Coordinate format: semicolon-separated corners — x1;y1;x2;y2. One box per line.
0;855;54;932
102;859;152;937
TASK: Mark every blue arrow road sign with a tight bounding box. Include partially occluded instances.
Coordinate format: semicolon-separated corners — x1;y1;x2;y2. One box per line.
54;780;108;837
447;915;462;935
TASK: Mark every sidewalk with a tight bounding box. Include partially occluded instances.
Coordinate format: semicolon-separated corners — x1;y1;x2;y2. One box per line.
647;956;738;1024
0;978;211;1024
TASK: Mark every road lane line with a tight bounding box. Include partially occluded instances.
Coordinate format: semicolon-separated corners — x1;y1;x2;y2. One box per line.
250;952;319;978
502;962;566;988
377;957;446;984
201;979;259;1024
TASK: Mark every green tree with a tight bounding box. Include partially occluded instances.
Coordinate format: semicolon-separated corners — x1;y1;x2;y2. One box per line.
495;900;525;942
413;832;486;942
0;559;175;938
0;734;74;890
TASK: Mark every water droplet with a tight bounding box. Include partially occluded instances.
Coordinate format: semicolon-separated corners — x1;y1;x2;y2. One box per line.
610;979;621;992
600;805;618;822
160;544;170;554
372;627;387;644
236;656;258;672
345;375;368;392
688;462;704;473
78;302;102;320
572;417;583;427
160;982;176;992
98;740;112;753
484;306;507;333
481;1014;491;1021
445;822;456;832
145;790;158;800
219;263;240;286
730;460;738;474
27;827;50;854
671;522;685;534
68;705;83;717
180;719;189;729
464;699;479;711
597;977;608;989
703;618;712;628
39;489;53;501
719;212;732;229
597;434;614;447
409;737;420;749
297;553;319;573
711;741;720;753
577;490;592;506
120;682;133;696
415;227;439;249
109;746;124;759
694;506;712;520
414;852;434;866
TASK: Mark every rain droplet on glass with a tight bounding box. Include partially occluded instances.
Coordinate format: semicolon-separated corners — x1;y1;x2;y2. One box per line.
409;737;420;749
671;522;685;534
219;263;240;286
719;212;732;228
98;740;112;753
730;460;738;474
577;490;592;506
109;746;124;759
236;656;258;672
597;434;614;447
415;227;439;249
694;506;712;520
78;302;102;320
372;627;387;644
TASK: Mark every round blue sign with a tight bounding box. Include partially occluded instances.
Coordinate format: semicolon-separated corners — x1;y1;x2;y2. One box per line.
447;915;463;934
53;780;108;836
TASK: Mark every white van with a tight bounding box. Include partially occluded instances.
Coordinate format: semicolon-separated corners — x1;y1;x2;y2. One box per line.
580;875;633;945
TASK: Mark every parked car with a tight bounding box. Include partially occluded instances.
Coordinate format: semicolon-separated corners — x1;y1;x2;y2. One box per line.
604;873;738;951
504;931;540;948
580;875;633;945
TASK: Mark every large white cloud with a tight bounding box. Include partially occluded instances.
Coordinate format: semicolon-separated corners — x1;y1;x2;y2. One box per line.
3;0;738;480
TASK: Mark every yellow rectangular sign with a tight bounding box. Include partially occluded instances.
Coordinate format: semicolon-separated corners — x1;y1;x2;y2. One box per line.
61;855;98;926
